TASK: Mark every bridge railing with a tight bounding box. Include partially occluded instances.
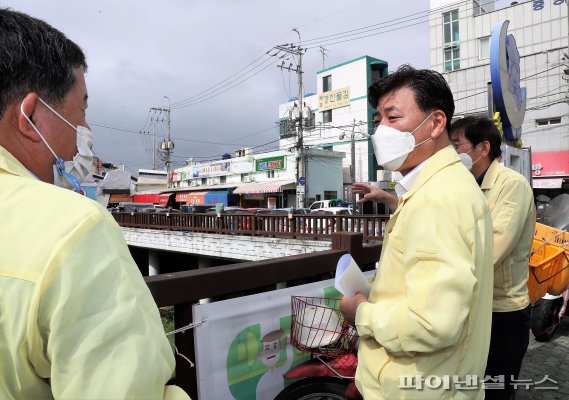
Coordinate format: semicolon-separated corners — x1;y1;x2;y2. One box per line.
144;232;381;399
113;211;389;241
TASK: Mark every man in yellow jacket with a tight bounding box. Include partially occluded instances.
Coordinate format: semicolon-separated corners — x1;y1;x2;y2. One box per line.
0;8;189;399
340;65;494;399
450;116;535;400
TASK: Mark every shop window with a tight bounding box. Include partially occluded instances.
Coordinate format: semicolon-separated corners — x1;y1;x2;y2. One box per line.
323;109;332;123
267;170;275;178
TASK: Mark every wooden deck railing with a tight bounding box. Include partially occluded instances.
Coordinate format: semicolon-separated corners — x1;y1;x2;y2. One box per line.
144;232;381;399
114;212;389;241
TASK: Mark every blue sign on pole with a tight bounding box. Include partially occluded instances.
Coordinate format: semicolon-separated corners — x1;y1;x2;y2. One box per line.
299;176;306;185
489;20;526;141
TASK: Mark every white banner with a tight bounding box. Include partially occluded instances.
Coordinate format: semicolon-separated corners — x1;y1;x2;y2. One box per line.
193;273;373;400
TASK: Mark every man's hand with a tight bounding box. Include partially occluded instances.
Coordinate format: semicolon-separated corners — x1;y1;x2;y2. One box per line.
340;292;368;326
352;183;398;210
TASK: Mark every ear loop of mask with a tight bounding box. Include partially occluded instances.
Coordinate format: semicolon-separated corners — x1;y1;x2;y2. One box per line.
20;99;83;193
468;143;483;166
413;112;434;148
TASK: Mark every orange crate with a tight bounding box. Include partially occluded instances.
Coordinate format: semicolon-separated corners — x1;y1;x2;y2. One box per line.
528;238;569;302
533;224;569;295
535;223;569;249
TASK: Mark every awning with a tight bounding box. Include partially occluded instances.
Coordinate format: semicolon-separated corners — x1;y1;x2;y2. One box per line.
133;193;160;203
175;191;208;204
159;193;173;207
233;180;295;194
108;193;132;203
533;178;564;189
204;190;229;206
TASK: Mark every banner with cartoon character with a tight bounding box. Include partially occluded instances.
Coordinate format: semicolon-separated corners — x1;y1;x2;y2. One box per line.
192;277;363;399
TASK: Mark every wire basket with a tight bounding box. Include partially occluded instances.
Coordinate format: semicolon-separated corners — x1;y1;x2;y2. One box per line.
289;296;358;358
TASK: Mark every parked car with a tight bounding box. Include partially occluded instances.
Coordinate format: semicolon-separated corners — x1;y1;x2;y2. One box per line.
308;207;352;232
181;204;217;213
308;199;345;211
309;207;352;216
205;206;244;213
275;207;311;215
118;202;164;213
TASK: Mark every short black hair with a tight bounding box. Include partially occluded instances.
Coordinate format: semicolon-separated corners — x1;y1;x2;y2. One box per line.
0;8;87;117
450;116;502;161
368;64;455;132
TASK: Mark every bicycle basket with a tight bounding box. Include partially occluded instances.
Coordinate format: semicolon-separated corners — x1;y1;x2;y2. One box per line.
289;296;358;357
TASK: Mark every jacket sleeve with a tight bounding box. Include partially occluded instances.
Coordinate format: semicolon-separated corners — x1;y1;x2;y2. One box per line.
355;195;480;356
30;209;190;399
491;177;535;267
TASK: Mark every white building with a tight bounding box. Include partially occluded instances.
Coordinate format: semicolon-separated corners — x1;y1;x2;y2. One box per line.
429;0;569;191
170;148;344;208
278;56;388;198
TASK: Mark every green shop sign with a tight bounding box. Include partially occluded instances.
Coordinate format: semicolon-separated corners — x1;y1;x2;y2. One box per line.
256;156;285;172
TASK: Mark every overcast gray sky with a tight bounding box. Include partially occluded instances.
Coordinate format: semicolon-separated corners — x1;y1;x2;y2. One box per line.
4;0;434;175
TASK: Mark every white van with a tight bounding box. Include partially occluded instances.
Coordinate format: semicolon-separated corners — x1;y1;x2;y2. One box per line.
308;199;345;211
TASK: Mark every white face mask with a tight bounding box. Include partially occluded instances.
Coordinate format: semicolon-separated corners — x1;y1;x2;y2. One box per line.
370;112;433;171
458;144;481;171
20;98;94;193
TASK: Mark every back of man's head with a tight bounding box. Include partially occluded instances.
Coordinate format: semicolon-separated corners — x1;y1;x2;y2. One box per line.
368;65;455;133
450;116;502;161
0;8;87;119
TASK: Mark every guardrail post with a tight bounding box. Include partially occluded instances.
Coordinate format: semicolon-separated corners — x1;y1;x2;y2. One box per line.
331;232;377;271
173;302;197;399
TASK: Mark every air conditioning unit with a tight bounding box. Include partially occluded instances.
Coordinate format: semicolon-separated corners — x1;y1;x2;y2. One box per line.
190;181;197;187
249;175;255;182
242;176;251;183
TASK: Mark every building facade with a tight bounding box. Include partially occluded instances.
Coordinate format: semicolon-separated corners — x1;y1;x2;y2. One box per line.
429;0;569;190
278;56;388;198
170;148;344;208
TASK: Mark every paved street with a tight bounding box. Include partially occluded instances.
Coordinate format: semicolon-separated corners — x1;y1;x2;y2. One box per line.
516;316;569;399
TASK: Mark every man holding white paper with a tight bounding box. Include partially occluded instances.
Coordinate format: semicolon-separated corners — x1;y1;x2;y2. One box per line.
340;65;494;399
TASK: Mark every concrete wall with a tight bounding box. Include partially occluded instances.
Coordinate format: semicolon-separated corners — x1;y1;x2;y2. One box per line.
121;228;331;262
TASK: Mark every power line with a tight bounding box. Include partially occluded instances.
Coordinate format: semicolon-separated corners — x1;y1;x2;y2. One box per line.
171;57;277;109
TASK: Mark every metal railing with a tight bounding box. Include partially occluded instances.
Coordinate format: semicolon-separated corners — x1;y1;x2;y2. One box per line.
144;232;381;399
113;212;389;241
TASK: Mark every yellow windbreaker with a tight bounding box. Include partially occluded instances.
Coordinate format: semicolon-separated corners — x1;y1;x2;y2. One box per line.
0;145;189;399
482;160;535;312
355;146;494;399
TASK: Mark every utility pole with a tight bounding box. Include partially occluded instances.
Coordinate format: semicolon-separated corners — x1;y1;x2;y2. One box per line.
152;123;156;170
164;96;172;188
319;46;329;69
274;28;307;207
150;98;174;188
350;119;356;186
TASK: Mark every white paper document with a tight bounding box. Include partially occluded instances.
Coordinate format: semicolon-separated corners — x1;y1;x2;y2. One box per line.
335;253;371;297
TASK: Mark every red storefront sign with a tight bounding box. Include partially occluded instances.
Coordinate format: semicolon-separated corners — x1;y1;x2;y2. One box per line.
532;151;569;177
